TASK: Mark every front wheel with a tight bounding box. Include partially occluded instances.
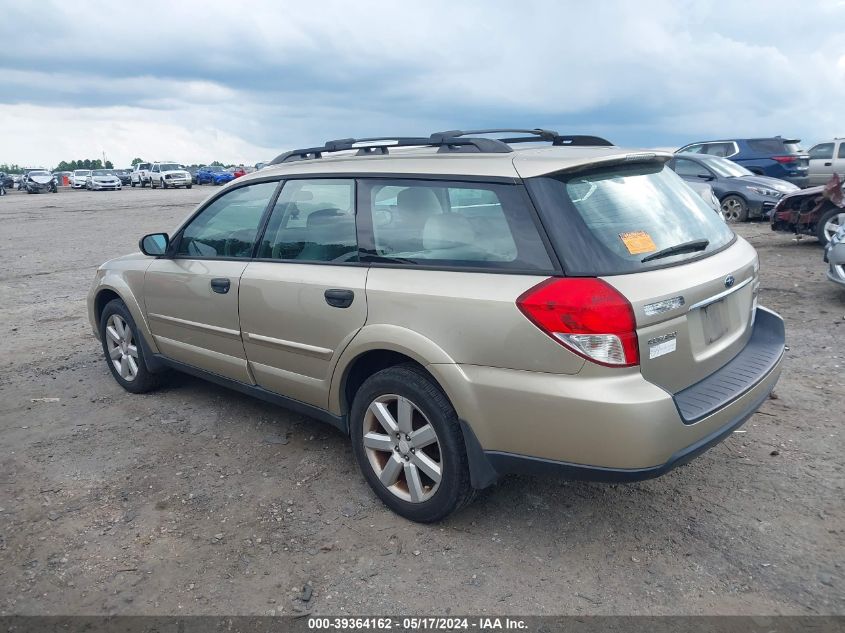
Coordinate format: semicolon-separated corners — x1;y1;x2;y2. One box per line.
350;364;474;522
186;184;192;189
99;299;164;393
131;180;136;187
817;208;845;246
161;179;167;189
721;195;748;223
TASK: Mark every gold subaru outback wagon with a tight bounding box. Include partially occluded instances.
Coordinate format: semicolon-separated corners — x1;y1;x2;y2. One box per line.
87;129;785;522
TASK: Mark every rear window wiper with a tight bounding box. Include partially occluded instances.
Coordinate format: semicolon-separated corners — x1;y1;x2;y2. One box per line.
641;239;709;263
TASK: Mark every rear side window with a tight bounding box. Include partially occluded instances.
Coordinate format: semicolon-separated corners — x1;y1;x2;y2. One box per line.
840;143;845;159
257;179;357;262
358;179;553;271
526;163;735;276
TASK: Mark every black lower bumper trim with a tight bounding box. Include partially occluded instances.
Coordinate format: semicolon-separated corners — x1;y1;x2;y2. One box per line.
673;307;785;424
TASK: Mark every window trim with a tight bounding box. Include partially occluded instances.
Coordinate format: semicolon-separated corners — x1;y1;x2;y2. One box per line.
673;157;714;179
167;177;285;261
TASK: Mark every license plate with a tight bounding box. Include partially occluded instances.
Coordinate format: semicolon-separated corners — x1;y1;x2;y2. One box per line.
701;298;729;344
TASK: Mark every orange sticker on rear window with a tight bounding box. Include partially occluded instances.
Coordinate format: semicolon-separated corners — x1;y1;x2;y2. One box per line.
619;231;657;255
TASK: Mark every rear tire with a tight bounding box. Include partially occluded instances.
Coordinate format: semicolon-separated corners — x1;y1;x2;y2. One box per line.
721;195;748;223
99;299;164;394
350;364;474;522
817;207;845;246
161;179;167;189
186;184;192;189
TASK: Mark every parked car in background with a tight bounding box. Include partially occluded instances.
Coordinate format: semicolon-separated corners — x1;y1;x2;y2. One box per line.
668;154;798;222
71;169;92;189
0;172;13;189
770;173;845;246
196;165;235;186
824;224;845;288
21;170;58;194
12;175;22;189
232;165;246;178
255;161;271;170
684;180;724;219
86;169;122;191
807;139;845;186
130;163;152;187
113;169;132;186
185;166;200;184
676;137;809;188
150;162;192;189
87;128;785;522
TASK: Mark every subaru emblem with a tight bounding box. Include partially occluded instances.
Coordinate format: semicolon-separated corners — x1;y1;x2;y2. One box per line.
724;275;735;288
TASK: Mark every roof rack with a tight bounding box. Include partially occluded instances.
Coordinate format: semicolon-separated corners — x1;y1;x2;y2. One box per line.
268;129;614;165
430;128;614;147
269;135;512;165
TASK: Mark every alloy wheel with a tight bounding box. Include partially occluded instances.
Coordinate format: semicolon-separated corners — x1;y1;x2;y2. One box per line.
105;314;139;382
721;197;745;222
362;394;442;503
823;212;845;243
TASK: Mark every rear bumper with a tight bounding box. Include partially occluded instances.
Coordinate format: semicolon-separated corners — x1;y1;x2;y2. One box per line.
450;306;785;487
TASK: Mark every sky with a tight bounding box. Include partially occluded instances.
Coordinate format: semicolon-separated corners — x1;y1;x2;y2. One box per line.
1;0;844;168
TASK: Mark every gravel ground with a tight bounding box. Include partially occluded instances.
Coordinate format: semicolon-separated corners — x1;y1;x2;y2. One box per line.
0;186;842;616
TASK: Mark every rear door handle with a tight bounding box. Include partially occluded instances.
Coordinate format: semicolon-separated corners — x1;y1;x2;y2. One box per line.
210;278;231;294
824;162;832;166
324;288;354;308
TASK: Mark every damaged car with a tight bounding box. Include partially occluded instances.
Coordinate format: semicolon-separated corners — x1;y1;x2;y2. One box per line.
21;170;58;194
770;173;845;246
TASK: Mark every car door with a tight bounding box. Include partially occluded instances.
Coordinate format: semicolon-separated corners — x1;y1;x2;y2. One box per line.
143;180;281;382
239;178;367;409
808;142;836;186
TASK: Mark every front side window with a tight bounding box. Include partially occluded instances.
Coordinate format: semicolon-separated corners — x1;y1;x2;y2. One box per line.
177;182;278;258
359;179;552;270
526;162;734;276
674;158;712;179
809;143;834;160
257;179;357;262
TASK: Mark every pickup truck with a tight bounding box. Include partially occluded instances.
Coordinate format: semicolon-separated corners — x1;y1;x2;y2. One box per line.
150;162;193;189
130;163;152;187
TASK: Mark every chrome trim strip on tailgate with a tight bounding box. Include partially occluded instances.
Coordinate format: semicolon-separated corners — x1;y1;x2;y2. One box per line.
687;276;753;311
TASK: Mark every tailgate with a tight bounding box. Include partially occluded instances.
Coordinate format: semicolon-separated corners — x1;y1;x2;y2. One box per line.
603;238;759;393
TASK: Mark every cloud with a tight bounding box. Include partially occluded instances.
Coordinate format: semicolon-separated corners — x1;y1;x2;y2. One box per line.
1;0;843;167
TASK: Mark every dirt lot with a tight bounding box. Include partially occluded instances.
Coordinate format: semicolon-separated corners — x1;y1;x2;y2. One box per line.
0;186;842;616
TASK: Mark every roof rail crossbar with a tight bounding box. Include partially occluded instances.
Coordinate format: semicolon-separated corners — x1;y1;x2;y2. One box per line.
430;128;614;147
269;135;512;165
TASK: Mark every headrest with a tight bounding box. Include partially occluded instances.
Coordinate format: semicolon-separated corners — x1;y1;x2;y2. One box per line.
397;187;441;215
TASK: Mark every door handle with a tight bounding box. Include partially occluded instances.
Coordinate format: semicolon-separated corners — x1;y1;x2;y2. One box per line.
824;162;832;166
210;278;231;294
324;288;354;308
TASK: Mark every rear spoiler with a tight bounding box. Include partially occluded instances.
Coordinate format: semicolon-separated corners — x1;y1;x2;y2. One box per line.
539;152;673;177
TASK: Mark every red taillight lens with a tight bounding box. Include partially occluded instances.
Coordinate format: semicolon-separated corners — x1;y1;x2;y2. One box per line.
772;155;798;164
516;278;640;367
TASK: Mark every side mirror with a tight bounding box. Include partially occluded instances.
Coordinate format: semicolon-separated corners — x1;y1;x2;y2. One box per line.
140;233;169;256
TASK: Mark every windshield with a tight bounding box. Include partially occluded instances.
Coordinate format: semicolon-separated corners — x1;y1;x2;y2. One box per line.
74;170;91;176
207;165;225;172
92;169;111;176
525;163;735;275
159;163;181;171
29;171;50;177
699;156;753;178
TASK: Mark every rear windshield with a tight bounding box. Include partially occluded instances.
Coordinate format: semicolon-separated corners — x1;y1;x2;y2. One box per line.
747;139;803;154
526;162;735;276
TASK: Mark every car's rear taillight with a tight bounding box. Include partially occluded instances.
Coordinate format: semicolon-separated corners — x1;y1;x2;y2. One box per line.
771;155;798;164
517;278;640;367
